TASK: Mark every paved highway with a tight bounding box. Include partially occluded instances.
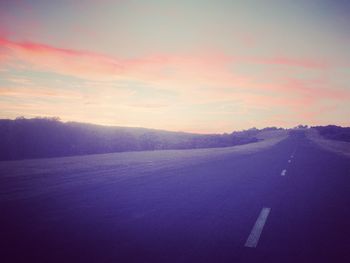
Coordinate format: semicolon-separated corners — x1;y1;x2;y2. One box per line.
1;130;350;262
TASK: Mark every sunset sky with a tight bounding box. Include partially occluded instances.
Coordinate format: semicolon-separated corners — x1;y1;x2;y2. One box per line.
1;0;350;133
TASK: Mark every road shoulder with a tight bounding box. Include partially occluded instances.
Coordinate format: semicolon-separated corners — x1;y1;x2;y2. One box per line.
306;128;350;158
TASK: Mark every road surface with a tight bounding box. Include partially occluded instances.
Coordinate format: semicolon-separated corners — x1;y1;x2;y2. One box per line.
1;130;350;262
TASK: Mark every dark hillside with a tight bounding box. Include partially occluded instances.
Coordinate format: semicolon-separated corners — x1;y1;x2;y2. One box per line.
0;117;281;161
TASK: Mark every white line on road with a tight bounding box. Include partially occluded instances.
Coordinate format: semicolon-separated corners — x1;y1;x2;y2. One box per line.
281;169;287;176
245;208;271;248
291;149;297;158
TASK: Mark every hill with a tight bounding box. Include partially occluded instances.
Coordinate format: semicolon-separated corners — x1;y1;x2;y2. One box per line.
0;117;283;161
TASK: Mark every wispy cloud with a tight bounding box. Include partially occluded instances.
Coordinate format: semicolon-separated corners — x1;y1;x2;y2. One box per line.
0;37;125;80
1;36;348;131
0;86;83;99
0;37;338;82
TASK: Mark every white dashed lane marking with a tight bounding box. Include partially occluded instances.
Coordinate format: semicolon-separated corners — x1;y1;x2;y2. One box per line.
245;208;271;248
291;148;297;158
246;148;295;248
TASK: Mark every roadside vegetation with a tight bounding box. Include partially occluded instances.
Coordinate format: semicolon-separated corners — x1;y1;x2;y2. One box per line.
0;117;283;161
312;125;350;142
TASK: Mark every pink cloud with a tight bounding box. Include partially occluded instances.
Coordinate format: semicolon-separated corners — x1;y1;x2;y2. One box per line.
282;78;350;101
0;37;337;83
0;37;127;79
0;37;233;84
1;36;348;127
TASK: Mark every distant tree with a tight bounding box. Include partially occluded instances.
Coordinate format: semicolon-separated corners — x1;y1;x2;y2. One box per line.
296;124;308;129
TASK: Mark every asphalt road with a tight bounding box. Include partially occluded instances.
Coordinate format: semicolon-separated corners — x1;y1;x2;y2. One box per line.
1;130;350;262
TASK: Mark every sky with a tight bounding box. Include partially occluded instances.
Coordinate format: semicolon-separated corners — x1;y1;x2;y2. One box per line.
0;0;350;133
